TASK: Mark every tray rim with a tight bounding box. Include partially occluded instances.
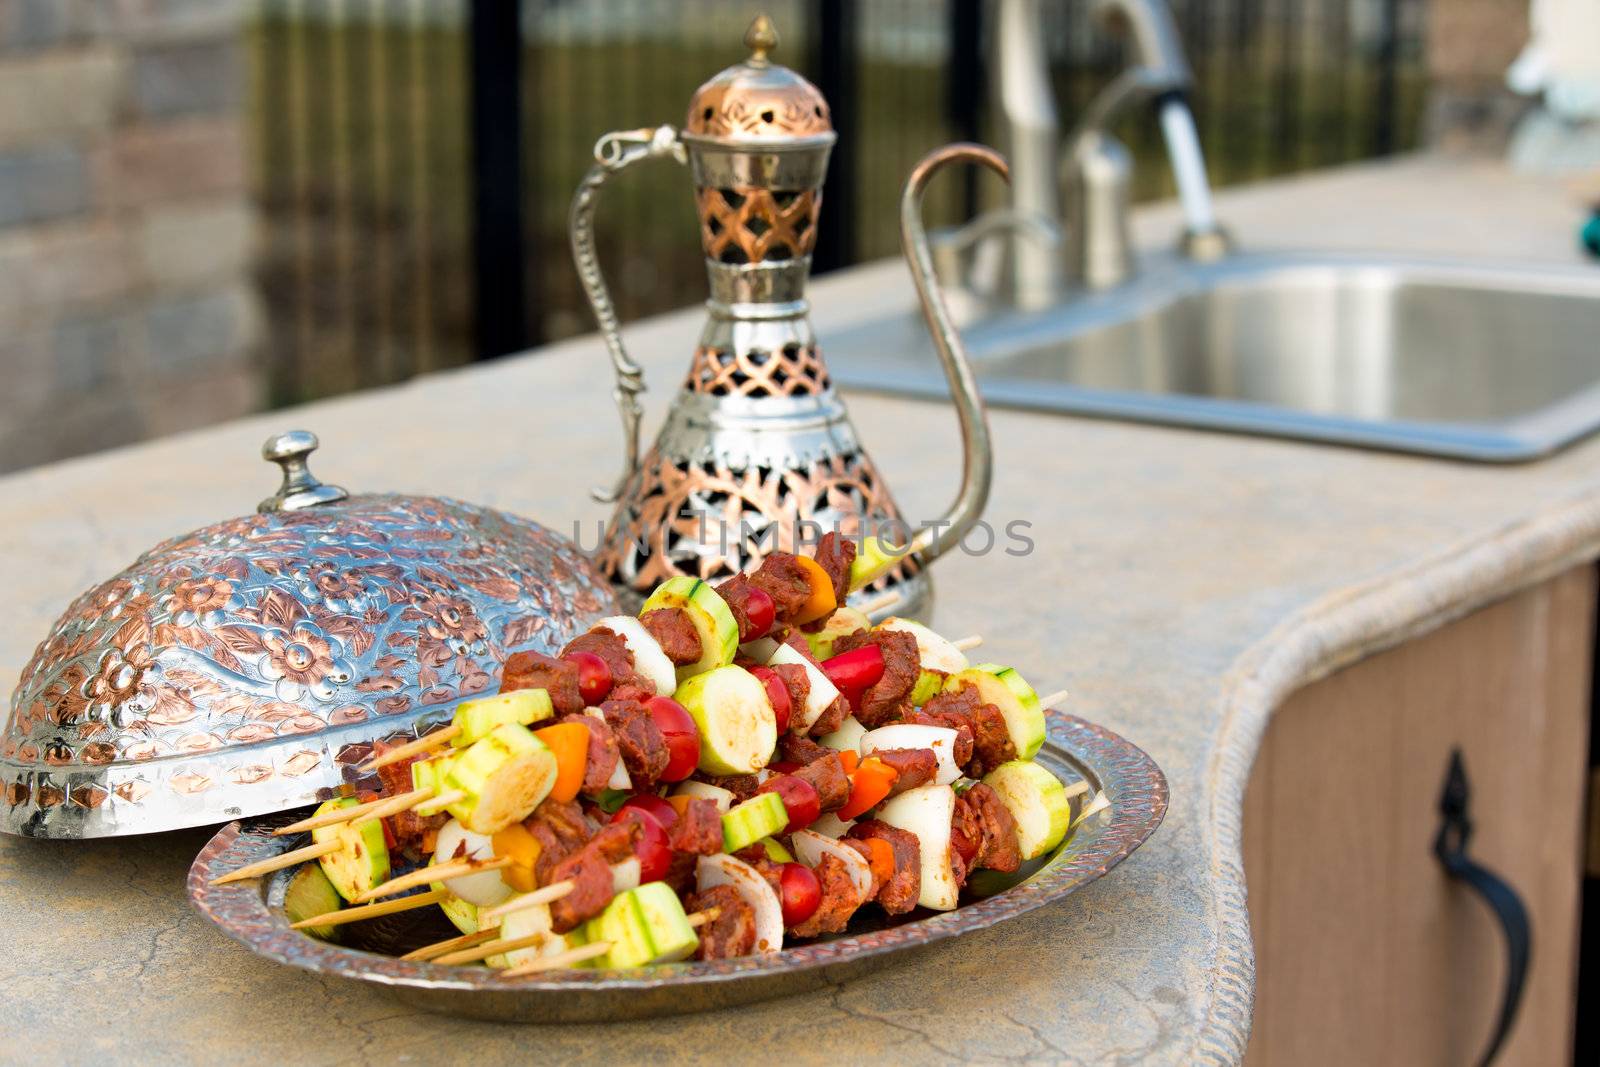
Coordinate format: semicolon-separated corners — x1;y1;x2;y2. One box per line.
187;709;1167;1003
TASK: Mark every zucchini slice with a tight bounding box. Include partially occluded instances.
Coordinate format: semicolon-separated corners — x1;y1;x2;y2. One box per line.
310;797;390;903
848;535;910;593
632;881;699;963
594;615;677;696
722;791;788;853
443;723;558;834
283;863;344;941
450;689;554;748
943;664;1047;760
641;576;739;682
982;760;1073;860
803;606;872;661
674;665;776;776
877;783;960;911
583;888;656;969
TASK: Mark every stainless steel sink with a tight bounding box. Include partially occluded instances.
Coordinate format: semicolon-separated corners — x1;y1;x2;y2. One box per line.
826;251;1600;462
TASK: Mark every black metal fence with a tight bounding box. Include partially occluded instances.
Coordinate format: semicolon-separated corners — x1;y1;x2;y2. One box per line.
249;0;1426;406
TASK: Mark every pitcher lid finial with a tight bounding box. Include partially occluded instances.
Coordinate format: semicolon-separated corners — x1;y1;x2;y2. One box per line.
744;14;778;63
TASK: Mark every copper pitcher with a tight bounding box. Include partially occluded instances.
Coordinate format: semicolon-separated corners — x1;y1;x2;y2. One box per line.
570;15;1002;618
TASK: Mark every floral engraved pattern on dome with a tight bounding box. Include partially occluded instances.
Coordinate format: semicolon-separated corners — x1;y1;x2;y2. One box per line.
3;495;615;835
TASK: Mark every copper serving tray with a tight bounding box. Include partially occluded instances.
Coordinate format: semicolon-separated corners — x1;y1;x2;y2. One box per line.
187;710;1166;1023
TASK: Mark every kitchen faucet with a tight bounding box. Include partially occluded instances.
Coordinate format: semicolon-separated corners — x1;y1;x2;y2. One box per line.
935;0;1230;316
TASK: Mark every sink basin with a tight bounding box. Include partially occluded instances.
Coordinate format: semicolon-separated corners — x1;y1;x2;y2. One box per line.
826;252;1600;462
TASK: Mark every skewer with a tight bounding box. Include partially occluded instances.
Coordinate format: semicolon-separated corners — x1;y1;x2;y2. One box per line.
209;838;342;885
856;590;901;616
497;908;721;978
402;927;498;962
951;634;983;652
359;724;461;772
1037;688;1069;709
353;855;514;903
475;879;577;924
290;888;449;930
435;929;555;967
274;787;431;835
501;940;611;976
411;789;466;817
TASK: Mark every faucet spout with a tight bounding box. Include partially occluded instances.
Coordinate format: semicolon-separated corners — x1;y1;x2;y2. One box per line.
994;0;1063;309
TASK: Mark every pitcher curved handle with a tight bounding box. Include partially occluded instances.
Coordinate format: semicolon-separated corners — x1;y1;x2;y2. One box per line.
899;143;1001;563
569;125;687;503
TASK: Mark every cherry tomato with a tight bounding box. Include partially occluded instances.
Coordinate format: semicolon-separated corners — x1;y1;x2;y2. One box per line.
749;666;792;734
645;696;700;782
618;793;678;830
743;586;777;640
563;649;613;706
778;862;822;927
821;645;884;695
608;806;672;883
950;825;978;867
757;773;821;835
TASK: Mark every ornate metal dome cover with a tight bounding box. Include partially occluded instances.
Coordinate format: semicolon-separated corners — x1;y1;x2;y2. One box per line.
684;14;834;144
1;432;618;839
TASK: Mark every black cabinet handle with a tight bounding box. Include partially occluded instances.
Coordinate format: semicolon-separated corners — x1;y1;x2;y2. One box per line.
1434;748;1532;1067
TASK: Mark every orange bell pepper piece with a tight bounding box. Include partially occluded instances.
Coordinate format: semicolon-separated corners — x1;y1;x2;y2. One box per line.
837;749;859;775
491;822;543;893
534;721;591;804
667;794;693;820
836;756;898;820
862;837;896;886
790;556;838;625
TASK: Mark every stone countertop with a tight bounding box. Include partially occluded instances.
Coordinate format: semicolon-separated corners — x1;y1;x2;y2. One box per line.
3;155;1599;1065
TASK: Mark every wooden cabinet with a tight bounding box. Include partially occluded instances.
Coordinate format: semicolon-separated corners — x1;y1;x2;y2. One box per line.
1242;566;1594;1066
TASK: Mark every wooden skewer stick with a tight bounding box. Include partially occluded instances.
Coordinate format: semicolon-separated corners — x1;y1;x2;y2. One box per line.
856;590;901;616
359;724;461;772
274;787;432;835
497;908;722;978
950;634;983;652
402;927;498;962
354;855;513;904
435;929;555;967
476;879;577;925
290;888;449;930
209;838;341;886
501;940;611;976
410;789;466;817
1037;688;1069;709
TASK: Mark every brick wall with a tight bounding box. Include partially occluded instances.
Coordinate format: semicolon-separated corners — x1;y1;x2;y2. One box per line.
0;0;261;473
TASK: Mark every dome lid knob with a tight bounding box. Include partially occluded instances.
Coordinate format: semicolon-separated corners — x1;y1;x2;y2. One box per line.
258;430;349;512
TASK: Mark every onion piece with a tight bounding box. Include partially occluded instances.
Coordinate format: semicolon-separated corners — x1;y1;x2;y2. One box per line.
809;812;855;839
432;818;514;907
766;644;841;732
610;856;642;894
696;852;783;953
791;829;873;906
595;615;677;696
860;724;961;785
585;707;632;790
818;715;866;753
671;779;736;813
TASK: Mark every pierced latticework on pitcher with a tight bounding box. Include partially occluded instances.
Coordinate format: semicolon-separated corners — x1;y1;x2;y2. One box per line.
685;343;830;397
696;187;820;264
596;449;921;594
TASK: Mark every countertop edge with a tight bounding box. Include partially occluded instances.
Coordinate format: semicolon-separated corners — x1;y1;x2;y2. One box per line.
1190;484;1600;1064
